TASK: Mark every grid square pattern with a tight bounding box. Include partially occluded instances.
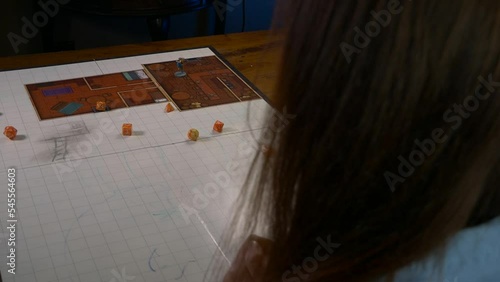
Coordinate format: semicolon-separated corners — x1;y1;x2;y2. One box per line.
0;48;271;282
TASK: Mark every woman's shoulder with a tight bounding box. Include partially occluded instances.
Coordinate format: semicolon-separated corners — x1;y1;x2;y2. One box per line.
393;217;500;282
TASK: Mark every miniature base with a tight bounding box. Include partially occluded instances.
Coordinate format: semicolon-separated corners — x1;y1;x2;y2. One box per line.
174;71;187;78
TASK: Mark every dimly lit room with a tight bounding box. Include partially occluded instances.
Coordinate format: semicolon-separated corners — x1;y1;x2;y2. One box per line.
1;1;499;282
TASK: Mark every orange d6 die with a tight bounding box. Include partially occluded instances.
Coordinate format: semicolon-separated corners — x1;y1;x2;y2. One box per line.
3;126;17;140
122;123;132;136
213;120;224;133
187;128;199;141
96;101;107;111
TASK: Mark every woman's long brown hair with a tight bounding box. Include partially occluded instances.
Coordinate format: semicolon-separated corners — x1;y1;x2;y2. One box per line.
225;0;500;281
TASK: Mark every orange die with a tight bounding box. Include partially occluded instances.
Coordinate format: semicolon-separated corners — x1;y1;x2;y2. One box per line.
3;126;17;140
213;120;224;133
122;123;132;136
96;101;107;111
165;103;175;113
187;128;199;141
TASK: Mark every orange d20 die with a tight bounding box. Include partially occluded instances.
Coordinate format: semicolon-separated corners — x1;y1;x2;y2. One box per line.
213;120;224;133
96;101;107;111
3;126;17;140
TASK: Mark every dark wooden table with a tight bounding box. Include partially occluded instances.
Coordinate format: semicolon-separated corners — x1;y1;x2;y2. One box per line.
0;31;282;99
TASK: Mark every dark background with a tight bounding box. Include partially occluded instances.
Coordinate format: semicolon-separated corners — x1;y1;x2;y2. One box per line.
1;0;275;57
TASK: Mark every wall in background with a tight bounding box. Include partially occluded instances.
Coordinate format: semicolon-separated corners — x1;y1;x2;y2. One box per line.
1;1;43;56
221;0;275;33
0;0;276;57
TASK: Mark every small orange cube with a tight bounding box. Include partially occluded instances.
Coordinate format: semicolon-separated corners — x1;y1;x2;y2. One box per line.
122;123;132;136
3;126;17;140
213;120;224;133
96;101;107;111
187;128;199;141
165;103;175;113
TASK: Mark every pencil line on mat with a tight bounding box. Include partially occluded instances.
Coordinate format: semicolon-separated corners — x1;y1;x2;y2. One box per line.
195;212;231;265
17;127;265;171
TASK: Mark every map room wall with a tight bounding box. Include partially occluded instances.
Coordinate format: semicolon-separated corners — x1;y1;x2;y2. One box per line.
0;0;275;57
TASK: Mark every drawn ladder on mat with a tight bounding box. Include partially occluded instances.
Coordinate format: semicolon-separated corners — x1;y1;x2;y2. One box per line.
52;137;68;162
